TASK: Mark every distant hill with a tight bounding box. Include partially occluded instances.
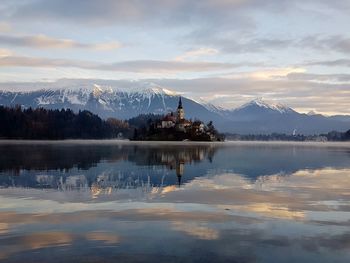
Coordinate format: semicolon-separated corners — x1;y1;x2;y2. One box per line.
1;81;349;135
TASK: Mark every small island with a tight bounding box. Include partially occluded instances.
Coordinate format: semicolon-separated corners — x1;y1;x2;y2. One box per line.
131;97;224;141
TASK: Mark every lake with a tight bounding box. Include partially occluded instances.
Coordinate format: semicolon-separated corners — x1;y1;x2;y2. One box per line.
0;140;350;262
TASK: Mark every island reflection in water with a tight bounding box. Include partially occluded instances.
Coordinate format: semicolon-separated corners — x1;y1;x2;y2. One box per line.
0;141;350;263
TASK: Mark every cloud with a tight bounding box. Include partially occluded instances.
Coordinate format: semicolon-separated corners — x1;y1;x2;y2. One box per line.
0;55;246;73
0;22;11;32
175;47;219;61
221;67;306;80
99;60;238;73
286;72;350;82
304;59;350;67
188;35;294;54
93;42;122;51
0;34;121;50
0;48;12;57
298;35;350;54
0;0;265;26
4;0;343;28
1;1;349;57
187;34;350;55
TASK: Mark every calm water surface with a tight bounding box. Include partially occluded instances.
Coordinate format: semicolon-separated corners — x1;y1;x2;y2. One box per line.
0;141;350;262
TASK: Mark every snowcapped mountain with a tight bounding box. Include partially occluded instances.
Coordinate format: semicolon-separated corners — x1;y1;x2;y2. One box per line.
235;98;295;114
0;82;222;122
307;110;319;116
218;98;297;123
215;98;350;134
0;82;349;135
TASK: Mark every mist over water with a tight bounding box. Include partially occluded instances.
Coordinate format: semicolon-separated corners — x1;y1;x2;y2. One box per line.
0;141;350;262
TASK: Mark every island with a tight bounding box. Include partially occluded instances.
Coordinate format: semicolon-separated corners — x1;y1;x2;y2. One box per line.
131;97;225;141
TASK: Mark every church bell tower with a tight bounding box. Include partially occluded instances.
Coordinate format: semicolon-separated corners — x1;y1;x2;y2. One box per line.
177;97;184;121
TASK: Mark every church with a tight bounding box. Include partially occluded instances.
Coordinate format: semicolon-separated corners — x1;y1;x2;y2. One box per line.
161;97;192;131
134;96;223;141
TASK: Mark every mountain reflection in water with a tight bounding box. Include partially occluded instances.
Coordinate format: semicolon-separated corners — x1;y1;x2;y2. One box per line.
1;141;349;191
0;141;350;263
0;143;218;190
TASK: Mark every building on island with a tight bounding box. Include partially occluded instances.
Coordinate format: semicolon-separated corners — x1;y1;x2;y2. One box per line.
161;112;176;128
159;97;192;131
133;96;224;141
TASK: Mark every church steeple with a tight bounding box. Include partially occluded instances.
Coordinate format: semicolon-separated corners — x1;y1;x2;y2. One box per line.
178;96;183;109
177;96;184;120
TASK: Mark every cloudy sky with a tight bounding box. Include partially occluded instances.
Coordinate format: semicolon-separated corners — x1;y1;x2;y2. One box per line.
0;0;349;114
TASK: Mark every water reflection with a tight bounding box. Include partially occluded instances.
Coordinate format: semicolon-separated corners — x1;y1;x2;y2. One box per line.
0;142;216;172
1;142;350;191
0;141;350;262
0;143;218;190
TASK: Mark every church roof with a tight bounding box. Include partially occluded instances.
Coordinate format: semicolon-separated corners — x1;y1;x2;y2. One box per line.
163;114;176;122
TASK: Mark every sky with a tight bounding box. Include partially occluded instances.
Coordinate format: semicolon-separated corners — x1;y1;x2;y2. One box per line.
0;0;349;115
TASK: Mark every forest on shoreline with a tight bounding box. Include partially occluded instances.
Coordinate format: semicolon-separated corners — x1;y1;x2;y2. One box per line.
0;106;130;139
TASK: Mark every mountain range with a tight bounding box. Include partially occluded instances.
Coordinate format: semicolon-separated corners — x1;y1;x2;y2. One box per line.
0;83;349;135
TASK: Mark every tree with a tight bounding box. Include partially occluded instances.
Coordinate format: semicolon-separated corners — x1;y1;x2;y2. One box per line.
0;106;131;139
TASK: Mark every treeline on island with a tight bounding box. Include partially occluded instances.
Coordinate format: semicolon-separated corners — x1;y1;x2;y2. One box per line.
130;116;224;141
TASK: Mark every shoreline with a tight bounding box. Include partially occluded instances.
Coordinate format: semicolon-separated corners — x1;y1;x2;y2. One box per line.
0;139;350;148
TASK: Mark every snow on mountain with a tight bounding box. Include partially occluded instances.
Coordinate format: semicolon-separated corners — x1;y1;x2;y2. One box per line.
211;98;349;134
0;82;219;121
307;110;318;116
233;98;295;114
32;82;177;107
197;99;226;116
0;79;178;107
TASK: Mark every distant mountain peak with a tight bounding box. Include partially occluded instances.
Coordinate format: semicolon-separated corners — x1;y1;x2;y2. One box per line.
236;98;293;114
92;84;104;98
307;110;319;116
138;86;178;97
101;82;177;97
197;98;225;114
